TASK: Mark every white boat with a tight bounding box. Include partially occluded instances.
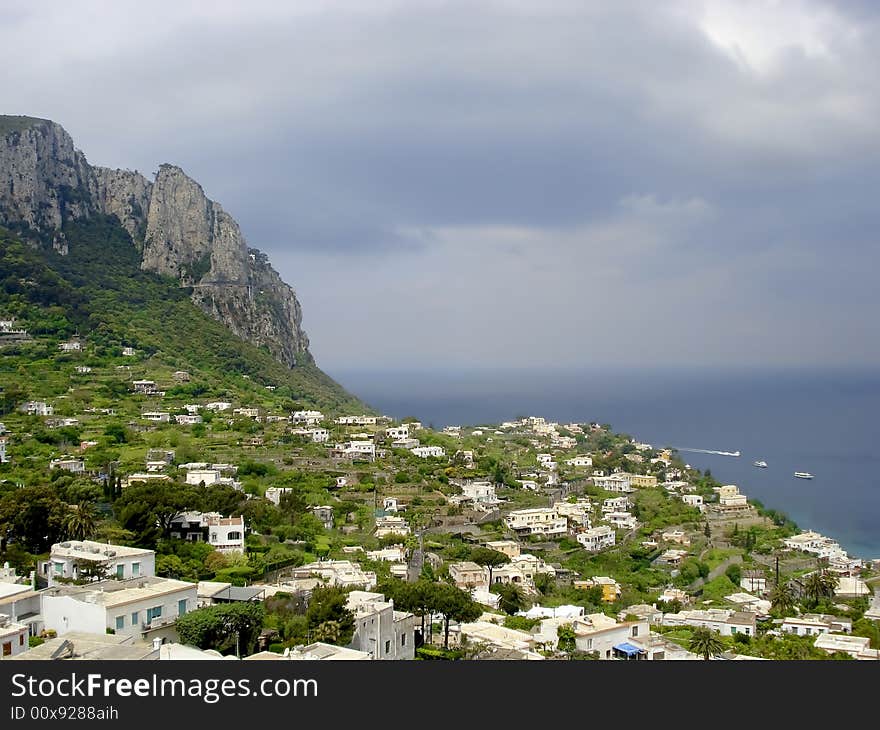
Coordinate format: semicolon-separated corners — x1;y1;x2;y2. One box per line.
753;460;768;468
794;472;814;479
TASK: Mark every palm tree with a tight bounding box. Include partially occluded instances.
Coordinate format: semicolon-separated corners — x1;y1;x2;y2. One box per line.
64;501;98;541
688;626;725;660
803;567;838;607
770;580;797;615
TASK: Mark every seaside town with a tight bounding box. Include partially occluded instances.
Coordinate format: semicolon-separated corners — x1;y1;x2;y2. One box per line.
1;336;878;662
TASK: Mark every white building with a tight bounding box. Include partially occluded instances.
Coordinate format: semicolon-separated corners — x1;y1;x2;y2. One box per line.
375;516;411;538
59;340;82;352
132;380;158;394
336;441;376;460
42;541;155;588
233;408;261;420
49;456;85;473
336;415;379;426
604;511;638;530
265;487;293;506
504;508;568;537
662;609;756;638
573;617;651;660
681;494;704;509
411;445;446;459
566;455;593;468
290;561;377;591
0;436;7;464
121;346;136;356
0;614;29;659
386;425;410;440
41;577;197;644
781;614;851;637
204;402;232;412
593;474;633;492
185;469;222;486
21;401;53;416
554;499;592;527
292;410;324;425
346;591;416;660
577;525;616;552
142;411;171;423
174;414;203;425
602;496;631;514
714;484;748;508
168;512;246;554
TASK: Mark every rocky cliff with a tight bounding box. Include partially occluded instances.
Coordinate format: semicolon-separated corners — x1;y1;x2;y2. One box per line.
0;115;312;368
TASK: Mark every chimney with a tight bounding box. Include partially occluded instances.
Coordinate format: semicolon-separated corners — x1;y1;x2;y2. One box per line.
152;637;163;650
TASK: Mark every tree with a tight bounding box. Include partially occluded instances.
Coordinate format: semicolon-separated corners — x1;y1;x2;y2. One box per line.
770;581;797;615
430;582;480;649
724;564;742;587
688;626;725;660
491;582;527;615
114;482;193;547
0;485;70;553
803;566;838;607
305;586;355;646
557;624;576;653
64;501;98;541
469;547;510;586
176;602;264;656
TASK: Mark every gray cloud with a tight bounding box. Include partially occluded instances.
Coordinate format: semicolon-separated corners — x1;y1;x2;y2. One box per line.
2;0;879;368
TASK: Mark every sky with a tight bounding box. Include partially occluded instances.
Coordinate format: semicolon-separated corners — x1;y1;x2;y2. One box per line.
2;0;879;372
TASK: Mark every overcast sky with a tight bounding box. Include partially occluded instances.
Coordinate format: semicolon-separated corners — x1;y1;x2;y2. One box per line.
3;0;879;371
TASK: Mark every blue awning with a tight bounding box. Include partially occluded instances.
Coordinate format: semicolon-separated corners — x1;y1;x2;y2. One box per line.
613;642;643;656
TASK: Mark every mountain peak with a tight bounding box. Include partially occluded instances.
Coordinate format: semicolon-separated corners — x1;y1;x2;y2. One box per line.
0;115;313;369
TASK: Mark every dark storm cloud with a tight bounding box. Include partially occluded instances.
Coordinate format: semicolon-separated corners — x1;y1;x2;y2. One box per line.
2;1;879;368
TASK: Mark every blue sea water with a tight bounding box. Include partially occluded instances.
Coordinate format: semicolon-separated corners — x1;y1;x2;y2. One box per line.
329;367;880;559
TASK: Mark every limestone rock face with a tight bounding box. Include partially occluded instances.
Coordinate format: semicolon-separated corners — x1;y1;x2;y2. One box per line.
0;116;93;243
0;116;313;368
90;166;153;245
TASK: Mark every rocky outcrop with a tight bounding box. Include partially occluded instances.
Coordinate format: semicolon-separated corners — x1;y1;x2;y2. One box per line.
0;115;313;368
0;116;93;252
90;166;152;245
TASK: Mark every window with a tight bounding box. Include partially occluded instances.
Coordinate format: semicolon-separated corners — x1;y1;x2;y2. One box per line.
2;642;10;656
19;634;24;646
178;599;187;616
385;640;391;654
632;626;639;637
401;634;407;646
116;564;124;579
131;612;139;626
146;606;163;623
115;616;125;631
54;562;64;575
227;531;241;541
132;562;140;577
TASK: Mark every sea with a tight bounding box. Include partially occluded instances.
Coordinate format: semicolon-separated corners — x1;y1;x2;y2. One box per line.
329;367;880;560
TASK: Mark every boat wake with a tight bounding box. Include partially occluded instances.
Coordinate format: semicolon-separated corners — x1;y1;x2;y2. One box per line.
675;447;741;457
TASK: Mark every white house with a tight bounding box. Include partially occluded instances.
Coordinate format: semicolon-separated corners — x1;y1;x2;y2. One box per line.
411;446;446;459
42;541;155;587
336;415;379;426
21;401;53;416
662;609;756;637
174;414;203;425
573;617;650;660
781;614;851;637
121;346;136;356
141;411;170;423
604;512;638;530
681;494;704;509
233;408;261;420
0;436;6;464
265;487;293;506
566;456;593;468
593;475;633;492
602;496;631;514
375;516;411;538
290;561;377;591
168;512;246;554
49;456;85;473
714;484;748;508
185;469;222;486
291;410;324;425
504;508;567;537
577;525;616;552
40;577;197;644
336;441;376;460
204;402;232;412
0;614;29;659
132;380;158;394
385;425;410;440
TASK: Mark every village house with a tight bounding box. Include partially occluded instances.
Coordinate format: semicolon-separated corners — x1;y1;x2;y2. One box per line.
168;512;245;553
132;379;158;394
781;614;852;637
232;407;261;420
602;496;631;513
58;339;82;352
122;473;172;489
411;445;446;458
681;494;704;509
504;508;567;538
75;365;92;373
455;621;543;659
485;540;520;559
290;561;377;591
333;441;376;460
662;609;757;637
579;576;622;602
204;401;232;411
554;499;592;527
0;436;7;464
264;487;293;506
604;511;638;530
41;541;155;587
0;614;30;659
813;634;880;660
385;425;410;440
654;549;688;567
714;484;749;508
657;587;690;605
185;468;222;486
573;616;651;660
121;346;136;356
577;525;616;552
335;415;379;426
592;474;633;492
621;473;658;489
20;401;53;416
174;414;203;425
451;481;499;508
291;410;324;425
783;530;849;561
661;529;691;546
40;576;197;644
449;562;490;592
740;570;767;594
141;411;170;423
49;456;85;473
312;506;335;530
375;516;411;538
345;591;415;660
365;546;406;564
565;455;593;468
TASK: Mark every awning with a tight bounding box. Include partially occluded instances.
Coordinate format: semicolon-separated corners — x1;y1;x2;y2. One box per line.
613;642;643;656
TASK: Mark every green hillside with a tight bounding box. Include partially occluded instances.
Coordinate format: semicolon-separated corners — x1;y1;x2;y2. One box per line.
0;217;366;414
